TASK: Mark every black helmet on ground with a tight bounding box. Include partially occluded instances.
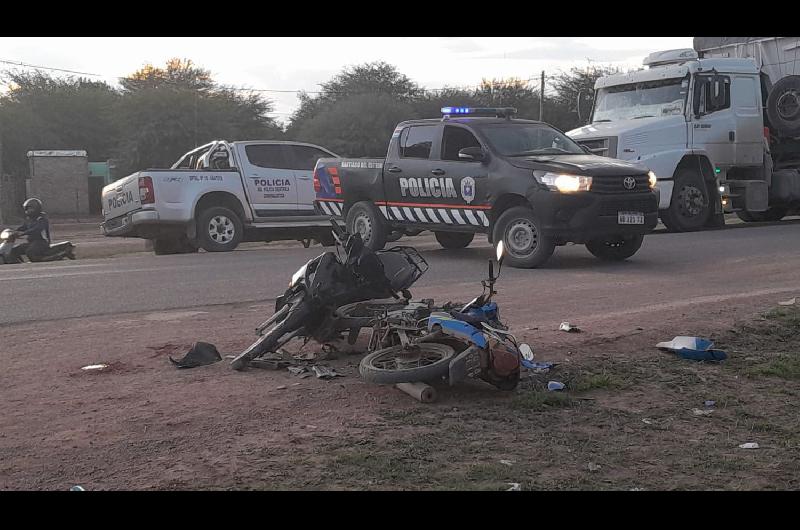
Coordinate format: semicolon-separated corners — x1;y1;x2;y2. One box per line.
23;197;43;218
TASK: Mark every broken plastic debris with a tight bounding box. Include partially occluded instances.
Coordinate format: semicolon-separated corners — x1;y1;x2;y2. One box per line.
641;418;654;425
292;351;317;361
81;364;108;371
521;360;554;372
313;365;343;380
692;408;713;416
704;400;716;408
738;442;759;449
275;385;287;390
499;460;514;466
547;381;565;391
587;463;601;472
287;366;307;376
506;483;521;491
656;336;727;361
70;485;85;491
559;322;581;333
778;297;797;306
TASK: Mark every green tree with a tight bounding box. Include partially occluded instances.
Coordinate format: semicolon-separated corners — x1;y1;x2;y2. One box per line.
114;59;282;174
0;71;120;177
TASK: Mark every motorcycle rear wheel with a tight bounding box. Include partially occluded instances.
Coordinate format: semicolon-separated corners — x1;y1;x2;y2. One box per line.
359;342;455;384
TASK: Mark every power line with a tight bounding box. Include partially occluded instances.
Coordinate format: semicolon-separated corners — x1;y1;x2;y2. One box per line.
0;58;103;77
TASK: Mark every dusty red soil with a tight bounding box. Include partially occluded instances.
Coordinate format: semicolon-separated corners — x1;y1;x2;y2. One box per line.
1;293;798;490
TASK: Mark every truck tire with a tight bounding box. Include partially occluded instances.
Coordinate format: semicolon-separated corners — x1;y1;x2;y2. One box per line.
585;234;644;261
434;231;474;249
197;206;243;252
735;206;788;223
660;168;710;232
346;201;387;251
493;206;555;269
767;76;800;137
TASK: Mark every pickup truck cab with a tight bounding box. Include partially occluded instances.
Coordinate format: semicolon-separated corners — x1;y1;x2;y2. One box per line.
101;140;338;254
314;107;659;268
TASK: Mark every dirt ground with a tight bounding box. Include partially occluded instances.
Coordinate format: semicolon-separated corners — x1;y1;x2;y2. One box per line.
2;292;798;491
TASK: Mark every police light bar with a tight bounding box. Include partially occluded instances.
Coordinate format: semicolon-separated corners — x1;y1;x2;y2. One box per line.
441;107;517;118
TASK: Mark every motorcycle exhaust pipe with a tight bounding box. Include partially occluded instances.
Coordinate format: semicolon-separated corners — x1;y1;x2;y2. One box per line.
255;304;290;335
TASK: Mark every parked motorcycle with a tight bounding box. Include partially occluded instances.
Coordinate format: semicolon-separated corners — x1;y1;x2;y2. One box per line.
0;229;76;264
230;219;429;370
359;241;534;390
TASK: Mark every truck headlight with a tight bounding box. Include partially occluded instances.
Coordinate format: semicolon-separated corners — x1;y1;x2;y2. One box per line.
536;172;592;193
648;171;657;189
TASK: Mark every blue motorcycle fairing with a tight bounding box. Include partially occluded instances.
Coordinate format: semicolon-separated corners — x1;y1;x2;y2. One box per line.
428;312;488;349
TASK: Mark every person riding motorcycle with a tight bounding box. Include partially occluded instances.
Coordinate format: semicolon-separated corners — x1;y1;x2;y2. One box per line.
10;198;54;262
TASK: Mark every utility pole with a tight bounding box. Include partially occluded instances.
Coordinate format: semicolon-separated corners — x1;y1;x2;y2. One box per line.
539;71;545;121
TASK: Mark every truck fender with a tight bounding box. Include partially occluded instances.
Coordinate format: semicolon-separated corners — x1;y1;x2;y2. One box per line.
191;189;252;224
637;149;713;209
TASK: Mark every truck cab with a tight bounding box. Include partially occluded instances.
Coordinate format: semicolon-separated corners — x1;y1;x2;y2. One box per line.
568;41;800;231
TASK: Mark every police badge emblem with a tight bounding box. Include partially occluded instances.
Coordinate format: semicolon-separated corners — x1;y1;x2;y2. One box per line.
461;177;476;204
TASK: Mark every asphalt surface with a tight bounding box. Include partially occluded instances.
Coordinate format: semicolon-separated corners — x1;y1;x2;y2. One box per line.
1;221;799;326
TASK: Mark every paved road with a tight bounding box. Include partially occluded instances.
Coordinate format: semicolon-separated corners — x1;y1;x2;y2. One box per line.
1;221;799;326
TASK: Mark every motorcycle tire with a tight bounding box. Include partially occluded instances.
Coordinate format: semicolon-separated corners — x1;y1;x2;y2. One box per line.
359;342;455;384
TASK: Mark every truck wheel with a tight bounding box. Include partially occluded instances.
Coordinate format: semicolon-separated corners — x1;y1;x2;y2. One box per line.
197;206;243;252
493;206;555;268
346;201;387;251
434;231;474;249
767;76;800;137
660;168;710;232
586;234;644;261
735;206;788;223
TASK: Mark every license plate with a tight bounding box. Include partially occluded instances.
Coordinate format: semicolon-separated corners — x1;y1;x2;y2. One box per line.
618;211;645;224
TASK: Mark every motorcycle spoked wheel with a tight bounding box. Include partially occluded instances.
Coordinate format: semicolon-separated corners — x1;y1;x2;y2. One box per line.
359;342;455;384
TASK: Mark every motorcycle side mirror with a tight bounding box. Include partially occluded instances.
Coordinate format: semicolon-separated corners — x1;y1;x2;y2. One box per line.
519;343;534;361
494;240;505;278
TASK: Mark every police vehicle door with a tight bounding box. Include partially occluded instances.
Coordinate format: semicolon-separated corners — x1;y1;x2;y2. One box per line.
284;144;338;213
435;125;490;228
238;144;299;217
385;124;446;224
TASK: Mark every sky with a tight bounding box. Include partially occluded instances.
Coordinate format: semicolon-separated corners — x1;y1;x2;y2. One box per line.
0;37;694;124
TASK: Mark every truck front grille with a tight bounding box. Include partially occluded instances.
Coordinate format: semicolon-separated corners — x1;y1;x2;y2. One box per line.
591;174;651;194
577;137;617;158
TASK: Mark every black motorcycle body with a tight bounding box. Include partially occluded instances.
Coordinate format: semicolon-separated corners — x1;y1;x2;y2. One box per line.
231;221;427;370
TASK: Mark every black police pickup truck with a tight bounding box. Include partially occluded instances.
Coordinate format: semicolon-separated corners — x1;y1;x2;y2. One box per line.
313;107;659;268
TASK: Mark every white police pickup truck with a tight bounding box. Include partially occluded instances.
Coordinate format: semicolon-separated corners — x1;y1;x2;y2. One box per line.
101;140;339;254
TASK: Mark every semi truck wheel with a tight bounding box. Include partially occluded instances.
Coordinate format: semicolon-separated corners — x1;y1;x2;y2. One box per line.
197;206;243;252
493;206;555;269
345;201;387;251
767;76;800;137
660;168;710;232
434;231;474;249
735;206;788;223
585;234;644;261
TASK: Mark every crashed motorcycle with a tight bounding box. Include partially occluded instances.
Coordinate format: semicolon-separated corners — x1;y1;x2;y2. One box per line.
0;229;76;264
230;219;429;370
359;241;533;390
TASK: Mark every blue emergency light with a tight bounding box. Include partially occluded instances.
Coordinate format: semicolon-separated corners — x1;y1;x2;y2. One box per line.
441;106;517;118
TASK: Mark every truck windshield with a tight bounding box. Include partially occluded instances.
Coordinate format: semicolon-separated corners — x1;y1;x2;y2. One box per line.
593;76;688;123
480;124;586;156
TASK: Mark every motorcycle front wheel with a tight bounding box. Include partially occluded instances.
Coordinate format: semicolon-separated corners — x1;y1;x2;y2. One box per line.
359;342;455;384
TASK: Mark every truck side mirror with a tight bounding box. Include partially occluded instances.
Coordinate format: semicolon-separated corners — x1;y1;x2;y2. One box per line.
458;147;485;162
